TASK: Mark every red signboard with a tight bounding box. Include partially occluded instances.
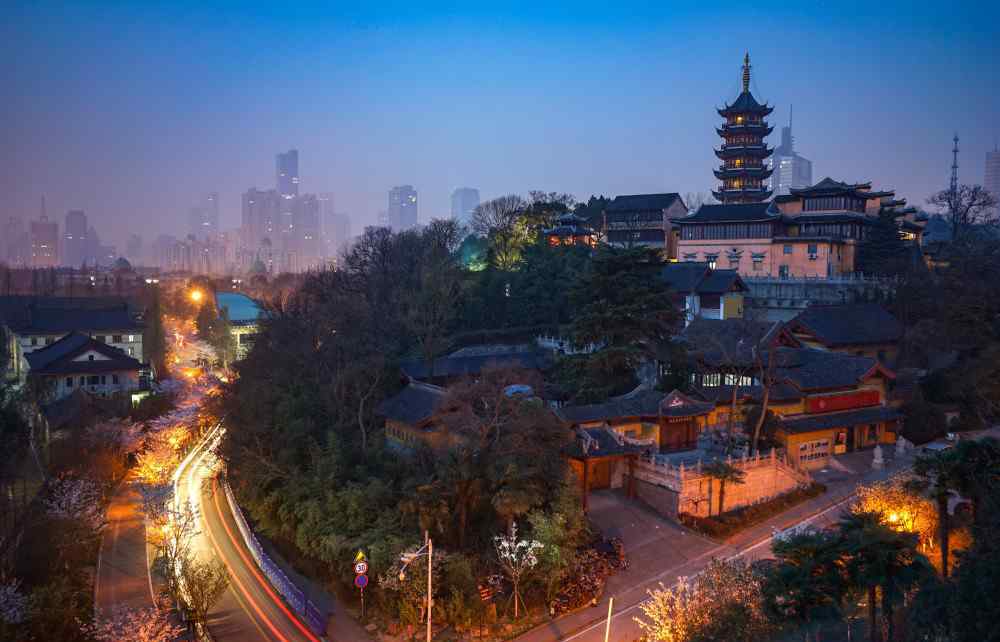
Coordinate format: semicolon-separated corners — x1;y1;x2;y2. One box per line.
806;390;880;414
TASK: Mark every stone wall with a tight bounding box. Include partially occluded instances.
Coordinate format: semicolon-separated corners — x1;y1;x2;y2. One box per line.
744;275;896;321
633;477;681;520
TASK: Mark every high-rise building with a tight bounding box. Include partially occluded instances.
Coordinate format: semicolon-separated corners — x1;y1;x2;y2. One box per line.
276;149;300;199
292;194;322;270
388;185;418;230
713;53;774;204
767;109;813;196
188;193;220;239
126;234;143;264
450;187;480;225
4;217;29;266
31;215;59;267
64;209;89;267
241;187;281;250
319;193;351;258
986;147;1000;218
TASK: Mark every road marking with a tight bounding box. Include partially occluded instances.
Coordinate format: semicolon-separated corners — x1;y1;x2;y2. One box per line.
210;477;321;642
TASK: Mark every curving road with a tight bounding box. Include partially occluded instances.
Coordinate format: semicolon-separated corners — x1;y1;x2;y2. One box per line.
175;428;322;642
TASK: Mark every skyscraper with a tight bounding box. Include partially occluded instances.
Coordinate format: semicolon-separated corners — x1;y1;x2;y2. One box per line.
450;187;480;225
319;193;351;258
188;193;220;239
767;108;813;196
986;146;1000;218
388;185;418;230
241;187;281;250
276;149;300;199
31;215;59;267
64;209;89;267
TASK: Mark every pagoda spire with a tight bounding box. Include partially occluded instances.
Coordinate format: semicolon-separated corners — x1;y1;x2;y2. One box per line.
742;52;751;93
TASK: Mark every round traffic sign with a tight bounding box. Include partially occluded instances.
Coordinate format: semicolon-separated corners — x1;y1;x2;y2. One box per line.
354;574;369;589
354;561;369;575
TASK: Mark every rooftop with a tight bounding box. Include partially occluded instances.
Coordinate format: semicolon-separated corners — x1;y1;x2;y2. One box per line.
779;405;901;434
790;303;903;347
676;202;777;224
376;380;446;426
605;193;684;213
400;344;549;381
0;296;142;333
660;262;747;295
216;292;263;324
24;332;142;375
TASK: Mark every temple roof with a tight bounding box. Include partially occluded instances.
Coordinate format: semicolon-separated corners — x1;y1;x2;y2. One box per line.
718;91;773;116
659;389;714;418
788;177;894;200
564;427;650;459
779;405;901;434
399;344;550;381
606;193;684;212
789;303;903;347
660;262;747;295
376;380;446;426
675;202;778;224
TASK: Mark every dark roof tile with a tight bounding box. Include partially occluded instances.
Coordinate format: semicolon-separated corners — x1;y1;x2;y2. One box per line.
791;303;903;347
605;193;683;213
376;381;446;425
676;202;777;224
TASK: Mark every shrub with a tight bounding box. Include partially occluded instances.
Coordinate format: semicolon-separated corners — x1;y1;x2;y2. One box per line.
680;483;827;539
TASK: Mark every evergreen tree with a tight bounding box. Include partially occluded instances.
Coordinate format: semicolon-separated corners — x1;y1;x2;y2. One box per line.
144;286;168;377
857;208;909;276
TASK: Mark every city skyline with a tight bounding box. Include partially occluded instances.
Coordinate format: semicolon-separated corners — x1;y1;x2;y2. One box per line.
4;2;999;249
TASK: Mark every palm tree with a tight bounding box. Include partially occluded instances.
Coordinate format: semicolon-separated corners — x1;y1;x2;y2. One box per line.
764;530;847;642
838;511;932;642
911;450;960;576
703;460;747;516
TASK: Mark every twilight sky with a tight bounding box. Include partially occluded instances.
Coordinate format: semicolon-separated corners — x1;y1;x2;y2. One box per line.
3;1;999;249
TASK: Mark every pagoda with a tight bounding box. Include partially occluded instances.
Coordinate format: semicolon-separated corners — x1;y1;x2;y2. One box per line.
713;53;774;204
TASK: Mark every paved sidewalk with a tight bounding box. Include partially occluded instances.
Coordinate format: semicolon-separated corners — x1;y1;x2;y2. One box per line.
95;477;154;615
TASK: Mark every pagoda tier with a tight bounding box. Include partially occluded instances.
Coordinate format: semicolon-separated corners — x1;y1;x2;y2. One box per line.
712;53;774;205
714;165;773;181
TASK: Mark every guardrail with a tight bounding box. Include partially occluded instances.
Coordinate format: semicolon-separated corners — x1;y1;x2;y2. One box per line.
221;478;327;637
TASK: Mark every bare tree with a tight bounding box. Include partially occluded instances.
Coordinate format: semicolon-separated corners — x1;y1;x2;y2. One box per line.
179;557;229;627
927;184;999;241
471;195;529;270
683;192;716;214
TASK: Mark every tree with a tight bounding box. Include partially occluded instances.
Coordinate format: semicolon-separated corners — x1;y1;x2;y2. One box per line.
494;522;543;618
145;285;168;377
636;558;773;642
857;207;911;276
838;511;931;642
471;195;530;270
82;606;185;642
927;184;999;241
702;460;746;516
911;450;960;576
764;530;847;642
179;557;229;627
565;246;679;402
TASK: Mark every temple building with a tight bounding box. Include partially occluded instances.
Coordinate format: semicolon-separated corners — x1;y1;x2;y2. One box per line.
542;212;597;247
713;53;774;204
676;177;913;278
603;193;688;258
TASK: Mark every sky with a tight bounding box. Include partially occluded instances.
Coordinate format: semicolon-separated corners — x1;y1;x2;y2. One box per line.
3;1;999;249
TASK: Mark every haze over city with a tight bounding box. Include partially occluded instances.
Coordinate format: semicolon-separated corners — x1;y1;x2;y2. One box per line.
5;1;998;249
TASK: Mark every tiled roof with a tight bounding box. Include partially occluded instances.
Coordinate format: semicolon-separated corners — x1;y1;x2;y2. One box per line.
680;318;785;366
660;263;747;295
719;91;772;115
790;303;903;347
400;345;549;380
659;390;714;418
675;202;777;224
605;193;683;213
779;406;900;434
564;427;650;459
0;300;142;334
557;389;664;424
775;347;890;391
25;332;141;375
376;381;446;425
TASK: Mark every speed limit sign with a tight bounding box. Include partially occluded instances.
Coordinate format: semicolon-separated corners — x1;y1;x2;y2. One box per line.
354;561;369;575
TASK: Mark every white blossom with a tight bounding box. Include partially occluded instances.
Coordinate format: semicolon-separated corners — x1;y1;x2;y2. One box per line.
44;475;106;532
0;579;27;624
82;606;184;642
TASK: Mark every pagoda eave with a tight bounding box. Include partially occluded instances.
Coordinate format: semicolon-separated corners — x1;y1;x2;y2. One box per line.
717;125;774;137
717;105;774;118
714;147;774;160
714;168;774;180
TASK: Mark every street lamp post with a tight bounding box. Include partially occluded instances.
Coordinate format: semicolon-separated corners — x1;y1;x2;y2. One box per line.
399;532;433;642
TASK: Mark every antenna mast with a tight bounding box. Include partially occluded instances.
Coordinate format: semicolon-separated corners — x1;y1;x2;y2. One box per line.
950;133;960;196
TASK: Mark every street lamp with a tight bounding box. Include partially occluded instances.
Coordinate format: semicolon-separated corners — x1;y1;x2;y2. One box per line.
189;289;203;303
399;532;433;642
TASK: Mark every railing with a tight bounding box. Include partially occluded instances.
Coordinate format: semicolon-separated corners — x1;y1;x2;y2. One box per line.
221;479;327;637
744;273;899;285
633;447;809;492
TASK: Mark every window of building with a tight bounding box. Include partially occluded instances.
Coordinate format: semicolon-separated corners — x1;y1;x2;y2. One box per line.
88;354;95;361
702;373;721;387
779;265;790;279
783;244;793;254
128;334;135;343
808;244;818;260
705;254;718;269
45;337;52;345
88;375;100;385
867;424;879;443
96;335;106;343
66;377;73;388
112;374;119;385
113;335;122;343
799;439;831;462
100;375;106;384
128;347;134;356
30;337;38;346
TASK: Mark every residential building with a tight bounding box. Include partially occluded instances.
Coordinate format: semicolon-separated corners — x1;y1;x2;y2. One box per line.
450;187;480;225
603;193;688;257
291;194;322;270
276;149;299;199
659;262;747;325
0;296;146;382
23;332;142;401
64;210;89;268
30;215;59;268
713;53;774;204
388;185;418;231
767;111;813;196
241;187;281;252
378;380;450;451
4;217;29;267
188;192;220;240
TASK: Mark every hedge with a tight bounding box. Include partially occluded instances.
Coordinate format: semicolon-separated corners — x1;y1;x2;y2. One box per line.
679;482;828;539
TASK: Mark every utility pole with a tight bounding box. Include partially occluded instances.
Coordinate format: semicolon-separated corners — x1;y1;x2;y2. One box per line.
950;133;960;197
426;532;433;642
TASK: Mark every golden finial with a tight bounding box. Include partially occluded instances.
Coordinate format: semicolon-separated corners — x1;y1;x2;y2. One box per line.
742;52;751;93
